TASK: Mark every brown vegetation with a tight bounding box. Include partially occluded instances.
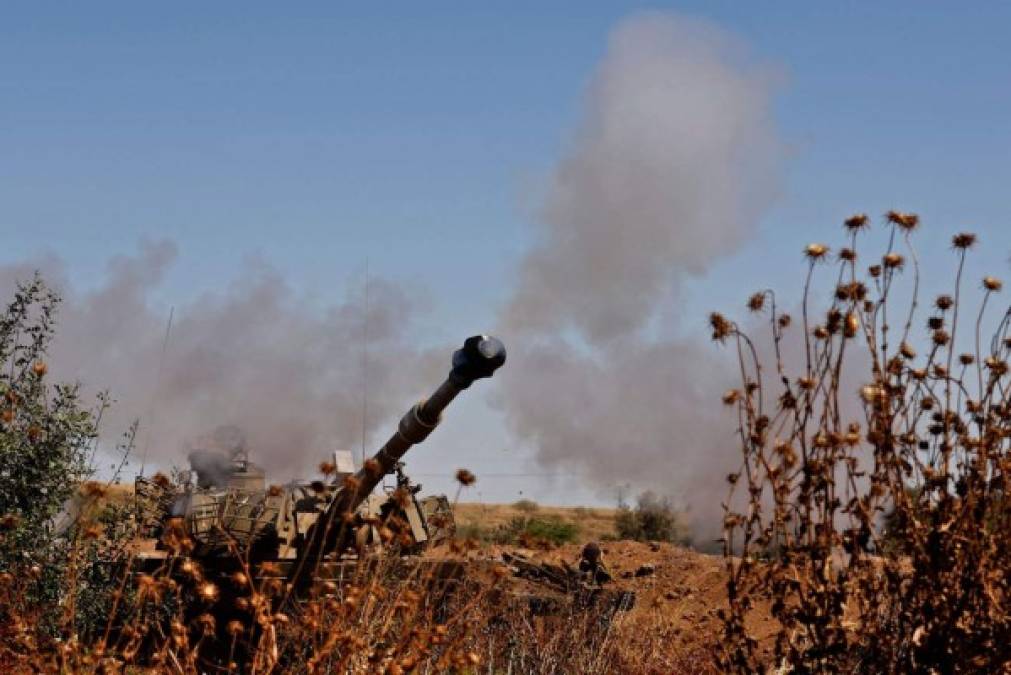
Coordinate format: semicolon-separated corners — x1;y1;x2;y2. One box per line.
715;212;1011;672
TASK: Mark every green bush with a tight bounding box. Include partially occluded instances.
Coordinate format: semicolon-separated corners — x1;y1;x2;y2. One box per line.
614;490;691;545
0;276;128;637
511;515;579;545
457;515;580;546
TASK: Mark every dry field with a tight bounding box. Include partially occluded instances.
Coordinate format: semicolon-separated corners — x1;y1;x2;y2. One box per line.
452;501;618;542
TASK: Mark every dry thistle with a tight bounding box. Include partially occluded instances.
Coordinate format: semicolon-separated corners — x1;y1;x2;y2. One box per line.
31;361;47;377
844;213;869;231
844;313;859;338
747;292;766;312
709;312;733;342
886;210;920;230
952;232;977;249
860;384;884;404
455;468;476;486
198;582;219;604
805;243;830;260
983;276;1003;292
883;252;905;270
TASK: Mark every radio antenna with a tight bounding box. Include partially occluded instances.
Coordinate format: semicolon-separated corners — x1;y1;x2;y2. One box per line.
361;259;369;469
139;306;174;476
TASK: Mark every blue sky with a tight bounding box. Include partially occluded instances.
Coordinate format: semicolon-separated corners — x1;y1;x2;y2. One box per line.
2;3;1010;504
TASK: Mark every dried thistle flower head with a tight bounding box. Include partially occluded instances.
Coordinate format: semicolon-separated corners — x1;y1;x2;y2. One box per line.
778;313;792;329
319;460;336;476
986;358;1009;376
952;232;977;249
860;384;883;404
883;252;905;270
886;210;919;230
839;247;856;262
936;294;954;311
844;213;869;231
933;330;951;346
31;361;47;377
722;389;741;406
900;342;916;359
983;276;1003;292
868;264;882;278
959;353;975;366
455;468;476;486
747;292;766;312
196;613;215;634
844;313;859;338
805;243;830;260
709;312;733;342
198;582;219;604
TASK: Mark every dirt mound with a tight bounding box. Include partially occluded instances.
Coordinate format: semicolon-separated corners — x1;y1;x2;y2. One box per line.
435;540;777;671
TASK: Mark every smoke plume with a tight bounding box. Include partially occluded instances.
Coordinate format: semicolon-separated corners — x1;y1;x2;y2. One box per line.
498;13;785;538
0;242;434;480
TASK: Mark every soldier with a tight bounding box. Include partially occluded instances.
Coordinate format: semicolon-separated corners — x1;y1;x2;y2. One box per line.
578;541;612;584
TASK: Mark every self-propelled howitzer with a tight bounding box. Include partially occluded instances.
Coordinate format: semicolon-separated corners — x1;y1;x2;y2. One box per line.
134;335;506;583
290;335;505;585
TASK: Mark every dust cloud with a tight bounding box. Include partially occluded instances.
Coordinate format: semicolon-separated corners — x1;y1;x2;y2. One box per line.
0;241;436;480
497;13;785;538
3;13;787;539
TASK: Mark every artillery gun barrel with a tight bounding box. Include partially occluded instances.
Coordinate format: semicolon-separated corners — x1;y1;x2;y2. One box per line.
292;335;506;586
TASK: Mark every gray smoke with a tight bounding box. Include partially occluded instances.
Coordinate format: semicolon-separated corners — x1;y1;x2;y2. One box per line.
0;241;435;480
498;13;785;538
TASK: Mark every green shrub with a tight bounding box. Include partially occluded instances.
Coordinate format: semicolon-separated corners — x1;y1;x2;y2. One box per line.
614;490;691;545
511;515;579;545
0;275;131;638
457;515;580;546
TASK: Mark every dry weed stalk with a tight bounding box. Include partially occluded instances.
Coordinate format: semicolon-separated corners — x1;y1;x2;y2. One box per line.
716;212;1011;672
